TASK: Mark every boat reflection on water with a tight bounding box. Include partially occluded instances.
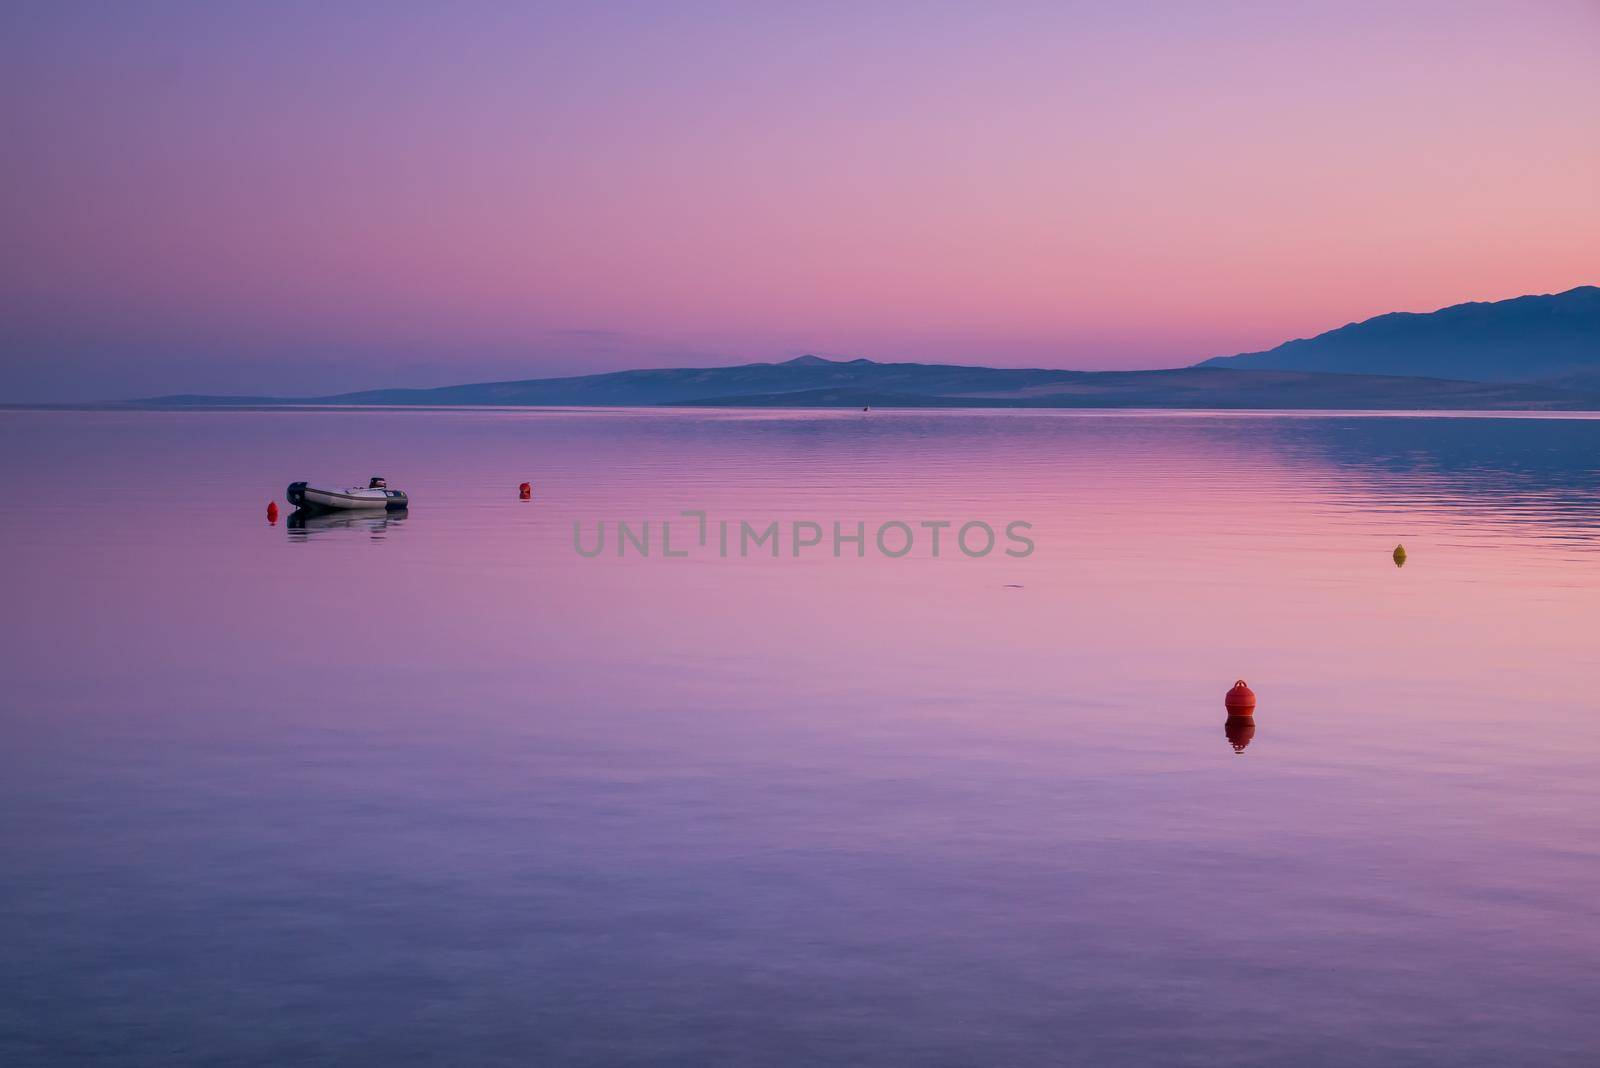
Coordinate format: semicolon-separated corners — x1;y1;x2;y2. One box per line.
286;507;408;541
1224;715;1256;754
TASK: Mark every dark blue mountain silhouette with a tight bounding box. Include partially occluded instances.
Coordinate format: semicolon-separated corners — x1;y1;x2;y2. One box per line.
135;286;1600;409
138;358;1600;410
1200;286;1599;382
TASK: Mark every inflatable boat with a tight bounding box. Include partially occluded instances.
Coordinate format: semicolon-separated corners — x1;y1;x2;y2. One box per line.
286;477;408;511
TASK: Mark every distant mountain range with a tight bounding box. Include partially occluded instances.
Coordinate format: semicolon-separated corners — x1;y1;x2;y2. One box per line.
1202;285;1599;381
139;286;1600;411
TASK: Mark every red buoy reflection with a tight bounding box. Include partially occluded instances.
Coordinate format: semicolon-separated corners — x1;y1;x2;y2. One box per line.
1225;715;1256;753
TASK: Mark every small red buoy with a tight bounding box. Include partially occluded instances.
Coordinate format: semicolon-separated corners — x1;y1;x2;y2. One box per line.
518;482;532;500
266;500;279;524
1225;715;1256;753
1224;679;1256;715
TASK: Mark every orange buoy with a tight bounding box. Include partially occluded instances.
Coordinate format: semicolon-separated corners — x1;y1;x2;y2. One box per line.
1224;679;1256;715
1224;715;1256;753
518;482;532;500
266;500;279;524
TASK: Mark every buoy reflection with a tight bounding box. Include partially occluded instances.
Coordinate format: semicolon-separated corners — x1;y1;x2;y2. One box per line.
1225;715;1256;754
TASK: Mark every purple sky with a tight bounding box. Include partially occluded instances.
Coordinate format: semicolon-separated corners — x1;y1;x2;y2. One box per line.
3;1;1597;401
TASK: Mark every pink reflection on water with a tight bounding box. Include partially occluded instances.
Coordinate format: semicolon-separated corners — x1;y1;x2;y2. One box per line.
2;408;1599;1061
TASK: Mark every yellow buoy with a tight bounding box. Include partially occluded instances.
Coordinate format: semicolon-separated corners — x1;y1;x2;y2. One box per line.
1393;543;1407;567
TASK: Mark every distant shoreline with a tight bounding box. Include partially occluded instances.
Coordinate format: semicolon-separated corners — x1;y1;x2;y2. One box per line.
11;403;1600;421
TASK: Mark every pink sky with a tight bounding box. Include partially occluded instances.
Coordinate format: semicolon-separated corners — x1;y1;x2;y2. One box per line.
2;1;1597;400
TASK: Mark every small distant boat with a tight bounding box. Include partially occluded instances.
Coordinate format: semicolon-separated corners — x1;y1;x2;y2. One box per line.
286;476;408;511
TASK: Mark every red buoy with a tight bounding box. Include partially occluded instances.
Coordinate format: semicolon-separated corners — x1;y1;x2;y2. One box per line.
519;482;532;500
1224;679;1256;715
266;500;279;524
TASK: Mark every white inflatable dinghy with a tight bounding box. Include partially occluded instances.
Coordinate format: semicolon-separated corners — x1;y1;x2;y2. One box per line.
286;476;408;511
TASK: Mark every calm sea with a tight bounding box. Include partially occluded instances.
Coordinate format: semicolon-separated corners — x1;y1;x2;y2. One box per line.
2;408;1598;1066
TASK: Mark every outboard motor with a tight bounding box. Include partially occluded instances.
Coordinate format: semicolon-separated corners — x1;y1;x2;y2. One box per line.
368;476;387;489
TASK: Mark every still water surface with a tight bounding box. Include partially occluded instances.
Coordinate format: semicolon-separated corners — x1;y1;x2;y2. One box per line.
2;409;1598;1066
